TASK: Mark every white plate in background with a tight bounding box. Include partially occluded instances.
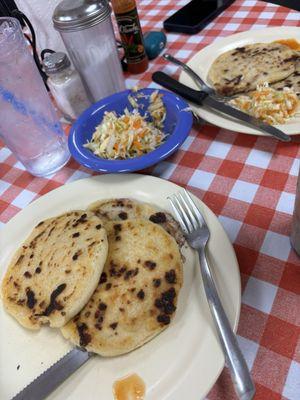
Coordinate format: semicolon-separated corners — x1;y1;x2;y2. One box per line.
179;27;300;136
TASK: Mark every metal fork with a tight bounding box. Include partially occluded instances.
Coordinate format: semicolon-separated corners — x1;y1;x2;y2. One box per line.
163;53;215;95
163;53;238;102
168;190;255;400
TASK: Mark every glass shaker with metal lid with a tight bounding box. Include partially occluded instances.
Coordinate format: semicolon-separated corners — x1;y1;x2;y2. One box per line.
52;0;125;103
43;51;90;121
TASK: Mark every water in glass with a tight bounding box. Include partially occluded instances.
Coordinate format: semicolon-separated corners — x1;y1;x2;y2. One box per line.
0;18;70;177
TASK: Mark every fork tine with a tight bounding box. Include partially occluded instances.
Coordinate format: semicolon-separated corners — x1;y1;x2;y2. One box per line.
168;196;188;233
173;195;195;234
178;192;199;231
168;195;193;234
183;189;206;226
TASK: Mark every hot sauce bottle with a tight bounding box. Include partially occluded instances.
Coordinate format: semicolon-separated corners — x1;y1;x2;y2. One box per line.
111;0;149;74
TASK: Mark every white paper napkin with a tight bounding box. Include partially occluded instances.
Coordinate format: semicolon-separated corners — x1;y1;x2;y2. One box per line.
15;0;67;54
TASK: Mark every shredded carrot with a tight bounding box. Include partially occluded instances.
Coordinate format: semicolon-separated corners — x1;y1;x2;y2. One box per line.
133;140;142;150
139;130;147;138
133;119;142;129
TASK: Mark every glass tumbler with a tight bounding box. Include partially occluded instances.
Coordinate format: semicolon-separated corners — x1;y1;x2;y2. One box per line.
0;17;70;177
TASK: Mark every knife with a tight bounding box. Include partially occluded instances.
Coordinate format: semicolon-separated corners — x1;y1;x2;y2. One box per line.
152;71;291;142
12;348;92;400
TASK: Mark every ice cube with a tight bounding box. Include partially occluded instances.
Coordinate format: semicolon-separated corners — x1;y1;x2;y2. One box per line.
0;20;15;43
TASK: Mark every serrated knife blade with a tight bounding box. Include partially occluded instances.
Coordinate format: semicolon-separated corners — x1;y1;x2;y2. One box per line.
12;348;93;400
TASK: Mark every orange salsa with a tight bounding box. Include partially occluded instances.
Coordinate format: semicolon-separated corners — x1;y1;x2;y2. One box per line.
274;38;300;50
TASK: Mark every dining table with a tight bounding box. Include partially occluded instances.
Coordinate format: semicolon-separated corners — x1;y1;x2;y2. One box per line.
0;0;300;399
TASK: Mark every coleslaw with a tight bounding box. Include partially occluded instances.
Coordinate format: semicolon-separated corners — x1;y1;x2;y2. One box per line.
229;83;299;125
84;92;166;159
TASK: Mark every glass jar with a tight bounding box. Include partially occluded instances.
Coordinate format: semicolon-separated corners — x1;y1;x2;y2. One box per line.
52;0;125;103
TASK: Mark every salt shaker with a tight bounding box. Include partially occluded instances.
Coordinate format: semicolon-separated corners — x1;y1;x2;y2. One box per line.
290;166;300;255
52;0;125;103
43;52;91;121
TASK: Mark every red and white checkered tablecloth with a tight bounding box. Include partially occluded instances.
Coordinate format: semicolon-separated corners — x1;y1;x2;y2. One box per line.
1;0;300;399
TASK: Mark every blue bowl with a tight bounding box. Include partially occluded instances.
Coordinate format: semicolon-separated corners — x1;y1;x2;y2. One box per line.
68;88;193;173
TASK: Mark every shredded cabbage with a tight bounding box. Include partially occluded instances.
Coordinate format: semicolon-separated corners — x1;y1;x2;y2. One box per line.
84;92;166;159
229;83;299;125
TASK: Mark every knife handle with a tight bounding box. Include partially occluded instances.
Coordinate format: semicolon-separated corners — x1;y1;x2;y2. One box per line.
152;71;207;104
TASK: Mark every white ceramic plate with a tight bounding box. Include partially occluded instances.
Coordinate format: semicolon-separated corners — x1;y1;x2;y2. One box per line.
0;174;241;400
179;27;300;136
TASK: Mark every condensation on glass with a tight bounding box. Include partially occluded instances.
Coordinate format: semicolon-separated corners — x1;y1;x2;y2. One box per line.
0;17;70;177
